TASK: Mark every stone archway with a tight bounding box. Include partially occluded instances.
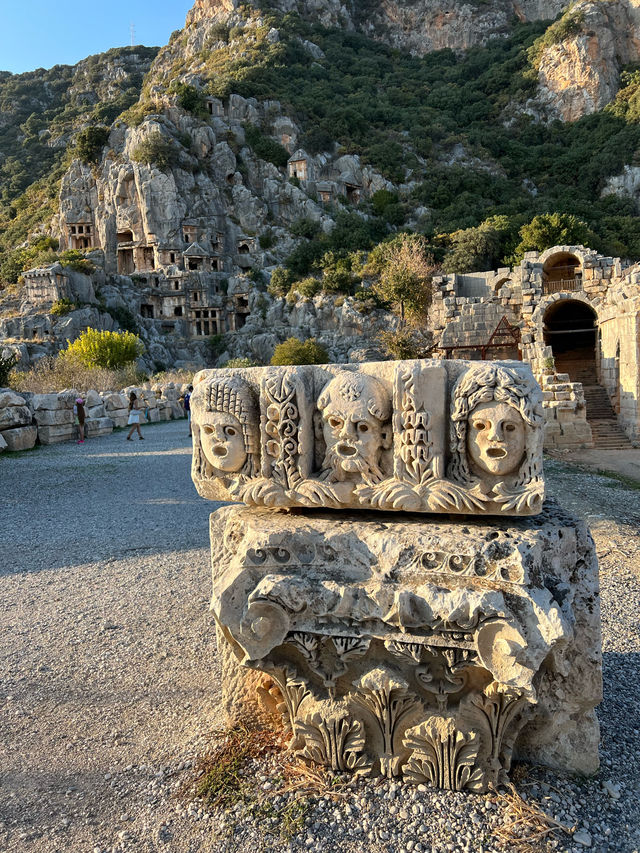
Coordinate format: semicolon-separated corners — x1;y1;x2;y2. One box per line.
543;298;597;382
541;251;583;295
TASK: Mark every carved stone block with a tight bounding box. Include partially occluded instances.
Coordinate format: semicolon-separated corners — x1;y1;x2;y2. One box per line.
192;359;545;516
209;501;601;788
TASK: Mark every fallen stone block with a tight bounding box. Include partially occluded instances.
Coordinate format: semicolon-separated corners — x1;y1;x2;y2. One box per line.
1;425;38;451
191;358;545;517
103;393;128;411
0;390;27;409
29;393;61;411
0;432;7;452
37;424;76;444
0;405;32;430
33;408;74;427
86;417;113;438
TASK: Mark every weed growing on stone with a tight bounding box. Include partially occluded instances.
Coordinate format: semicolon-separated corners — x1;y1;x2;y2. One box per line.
193;725;278;808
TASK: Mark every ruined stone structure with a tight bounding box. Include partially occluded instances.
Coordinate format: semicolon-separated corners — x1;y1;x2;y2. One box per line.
192;359;602;789
431;245;640;447
0;381;189;453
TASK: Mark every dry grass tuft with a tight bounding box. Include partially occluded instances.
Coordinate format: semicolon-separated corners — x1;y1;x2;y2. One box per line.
189;724;284;809
271;758;349;803
492;782;574;851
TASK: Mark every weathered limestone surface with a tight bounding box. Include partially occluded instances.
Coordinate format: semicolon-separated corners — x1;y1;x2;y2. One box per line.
192;359;545;517
1;425;37;451
209;500;601;785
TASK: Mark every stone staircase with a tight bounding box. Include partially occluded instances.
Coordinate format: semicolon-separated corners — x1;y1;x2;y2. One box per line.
554;352;633;449
582;385;633;449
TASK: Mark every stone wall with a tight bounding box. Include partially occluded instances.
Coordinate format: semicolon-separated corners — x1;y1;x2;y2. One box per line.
0;382;190;453
539;372;593;449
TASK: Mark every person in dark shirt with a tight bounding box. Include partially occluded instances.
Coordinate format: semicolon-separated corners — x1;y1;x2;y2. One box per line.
184;384;193;436
74;397;86;444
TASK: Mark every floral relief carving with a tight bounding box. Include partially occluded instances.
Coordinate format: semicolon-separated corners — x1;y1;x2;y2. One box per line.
295;713;371;774
353;667;422;778
192;359;545;516
403;717;485;791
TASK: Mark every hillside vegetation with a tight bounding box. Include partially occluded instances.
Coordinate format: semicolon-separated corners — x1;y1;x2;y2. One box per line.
136;10;640;262
0;46;158;278
2;8;640;282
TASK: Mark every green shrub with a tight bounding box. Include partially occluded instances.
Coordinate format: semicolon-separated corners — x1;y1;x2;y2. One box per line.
0;352;19;386
271;337;329;365
75;125;110;163
171;82;208;118
509;213;597;264
51;297;77;316
62;328;144;369
368;233;437;323
442;214;519;273
295;277;321;298
268;266;294;297
290;217;321;239
379;328;423;360
244;124;290;168
58;250;95;274
221;357;259;368
131;132;177;171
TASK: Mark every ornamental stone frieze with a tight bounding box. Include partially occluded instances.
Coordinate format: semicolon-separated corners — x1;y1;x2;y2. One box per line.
192;359;601;791
208;503;601;788
191;359;545;516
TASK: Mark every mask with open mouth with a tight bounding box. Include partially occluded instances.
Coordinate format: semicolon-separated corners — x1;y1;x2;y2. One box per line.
201;411;247;473
318;372;392;484
467;401;526;477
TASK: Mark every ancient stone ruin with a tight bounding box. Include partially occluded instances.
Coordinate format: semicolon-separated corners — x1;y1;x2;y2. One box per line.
192;358;601;791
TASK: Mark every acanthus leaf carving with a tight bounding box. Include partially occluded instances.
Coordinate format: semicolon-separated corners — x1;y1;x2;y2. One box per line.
458;681;530;786
294;713;371;775
353;667;422;778
403;717;485;792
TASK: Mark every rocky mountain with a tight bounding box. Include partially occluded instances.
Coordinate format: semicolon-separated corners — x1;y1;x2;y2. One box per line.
2;0;640;373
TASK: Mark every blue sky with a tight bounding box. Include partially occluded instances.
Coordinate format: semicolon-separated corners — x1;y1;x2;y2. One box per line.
0;0;195;74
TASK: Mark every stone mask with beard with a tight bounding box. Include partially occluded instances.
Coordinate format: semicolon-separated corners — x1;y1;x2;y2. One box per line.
317;373;392;484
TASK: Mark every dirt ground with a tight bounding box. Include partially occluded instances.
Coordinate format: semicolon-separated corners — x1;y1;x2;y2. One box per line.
1;422;640;853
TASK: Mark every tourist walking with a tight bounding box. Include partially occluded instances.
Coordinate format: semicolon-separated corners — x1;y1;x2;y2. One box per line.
126;392;144;441
74;397;86;444
184;384;193;436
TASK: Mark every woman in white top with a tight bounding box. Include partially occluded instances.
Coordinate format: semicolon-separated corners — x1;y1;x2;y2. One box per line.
126;392;144;441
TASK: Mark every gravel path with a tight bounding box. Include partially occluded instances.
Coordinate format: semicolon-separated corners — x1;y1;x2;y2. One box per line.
1;423;639;853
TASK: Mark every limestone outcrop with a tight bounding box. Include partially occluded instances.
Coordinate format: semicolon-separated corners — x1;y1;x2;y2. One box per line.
186;0;568;53
535;0;640;122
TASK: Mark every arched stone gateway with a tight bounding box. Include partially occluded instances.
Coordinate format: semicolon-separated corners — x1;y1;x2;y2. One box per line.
542;298;598;383
431;245;640;447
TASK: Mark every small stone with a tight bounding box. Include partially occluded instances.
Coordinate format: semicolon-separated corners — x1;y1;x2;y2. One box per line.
573;830;592;847
602;780;621;799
